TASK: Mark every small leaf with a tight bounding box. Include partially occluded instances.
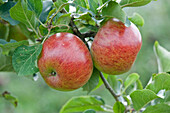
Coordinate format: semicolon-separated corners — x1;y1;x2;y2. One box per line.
8;24;30;41
10;0;38;29
129;13;144;27
88;0;99;14
54;0;65;8
154;41;170;73
56;13;71;25
39;1;53;23
113;102;125;113
164;90;170;102
73;0;87;8
0;1;19;25
27;0;43;17
136;79;143;90
1;91;18;107
83;67;100;94
12;44;42;76
59;96;106;113
0;48;14;72
146;73;170;94
120;0;152;8
0;39;16;45
93;73;108;91
102;1;126;23
75;12;96;25
130;89;159;111
123;73;140;92
47;1;69;22
123;96;131;106
0;39;29;55
107;75;118;93
143;104;170;113
83;109;96;113
54;1;69;11
0;22;9;40
102;0;108;4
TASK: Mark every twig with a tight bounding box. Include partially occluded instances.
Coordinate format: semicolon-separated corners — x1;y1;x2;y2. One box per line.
69;16;85;40
83;31;96;38
99;72;119;101
42;29;51;44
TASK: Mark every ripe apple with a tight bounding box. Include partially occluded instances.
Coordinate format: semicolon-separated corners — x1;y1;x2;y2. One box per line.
91;18;142;75
38;33;93;91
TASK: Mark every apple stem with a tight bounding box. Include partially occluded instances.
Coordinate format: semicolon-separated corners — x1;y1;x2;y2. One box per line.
99;72;119;102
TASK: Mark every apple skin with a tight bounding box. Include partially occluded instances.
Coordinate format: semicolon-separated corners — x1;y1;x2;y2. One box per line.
91;18;142;75
38;33;93;91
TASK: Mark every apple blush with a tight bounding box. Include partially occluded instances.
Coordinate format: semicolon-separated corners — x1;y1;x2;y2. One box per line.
91;18;142;75
38;33;93;91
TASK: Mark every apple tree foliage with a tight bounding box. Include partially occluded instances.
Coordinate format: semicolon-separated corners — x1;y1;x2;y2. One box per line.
0;0;170;112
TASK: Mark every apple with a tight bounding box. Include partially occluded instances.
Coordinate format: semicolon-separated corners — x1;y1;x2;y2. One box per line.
91;18;142;75
38;33;93;91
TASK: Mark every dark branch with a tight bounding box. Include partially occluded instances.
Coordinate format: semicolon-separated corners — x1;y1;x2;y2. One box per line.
69;16;85;41
83;31;96;38
52;0;57;2
99;72;119;101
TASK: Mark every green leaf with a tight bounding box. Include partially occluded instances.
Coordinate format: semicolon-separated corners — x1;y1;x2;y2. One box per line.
113;102;125;113
164;91;170;102
143;104;170;113
0;48;14;72
54;1;69;11
56;13;71;25
120;0;152;8
47;1;69;22
10;0;38;29
83;67;100;94
130;89;159;111
129;13;144;27
60;96;106;113
154;41;170;73
0;1;19;25
54;0;65;8
82;24;98;32
12;44;42;76
102;0;108;4
0;22;9;40
88;0;99;14
0;39;29;55
83;109;96;113
123;96;131;105
0;39;16;44
136;79;143;90
93;73;108;91
123;73;140;92
75;12;96;26
27;0;43;17
102;1;126;23
8;24;31;41
1;91;18;107
39;1;53;23
146;73;170;94
107;75;118;93
73;0;87;8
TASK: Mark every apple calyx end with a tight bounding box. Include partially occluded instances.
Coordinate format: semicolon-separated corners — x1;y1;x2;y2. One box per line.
51;71;57;76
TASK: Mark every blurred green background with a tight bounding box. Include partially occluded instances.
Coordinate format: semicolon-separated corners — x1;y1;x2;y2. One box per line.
1;0;170;113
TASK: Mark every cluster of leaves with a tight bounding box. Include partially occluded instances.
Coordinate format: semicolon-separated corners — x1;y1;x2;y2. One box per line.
1;0;170;113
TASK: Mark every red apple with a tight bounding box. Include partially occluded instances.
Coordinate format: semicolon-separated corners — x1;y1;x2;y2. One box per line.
91;18;142;75
38;33;93;91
